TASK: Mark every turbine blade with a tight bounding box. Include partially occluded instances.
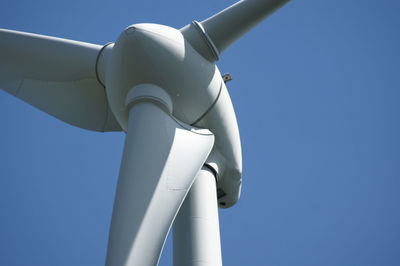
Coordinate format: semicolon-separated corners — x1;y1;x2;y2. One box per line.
0;29;120;132
181;0;289;60
105;102;214;266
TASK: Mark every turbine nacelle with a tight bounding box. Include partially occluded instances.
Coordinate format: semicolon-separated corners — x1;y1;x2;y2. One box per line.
106;23;220;129
105;23;242;207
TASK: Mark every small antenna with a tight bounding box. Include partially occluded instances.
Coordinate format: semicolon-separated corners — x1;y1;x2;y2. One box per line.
222;73;232;83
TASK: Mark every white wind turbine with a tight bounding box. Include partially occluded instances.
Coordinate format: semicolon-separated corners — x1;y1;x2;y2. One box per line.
0;0;289;265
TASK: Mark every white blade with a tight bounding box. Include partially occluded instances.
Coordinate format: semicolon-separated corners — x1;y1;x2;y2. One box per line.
181;0;289;60
0;29;120;132
106;102;214;266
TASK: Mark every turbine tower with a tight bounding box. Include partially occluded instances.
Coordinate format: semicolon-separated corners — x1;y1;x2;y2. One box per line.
0;0;290;265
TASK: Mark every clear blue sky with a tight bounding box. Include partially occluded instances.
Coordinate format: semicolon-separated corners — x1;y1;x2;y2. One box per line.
1;0;400;265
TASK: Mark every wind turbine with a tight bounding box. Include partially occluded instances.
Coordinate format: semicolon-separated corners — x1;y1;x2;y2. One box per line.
0;0;290;265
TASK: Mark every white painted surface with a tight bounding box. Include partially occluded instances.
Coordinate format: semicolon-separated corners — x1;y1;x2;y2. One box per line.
105;101;214;266
0;29;120;131
173;167;222;266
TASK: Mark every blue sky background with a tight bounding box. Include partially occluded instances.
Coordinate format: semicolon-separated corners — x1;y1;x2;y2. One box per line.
1;0;400;265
